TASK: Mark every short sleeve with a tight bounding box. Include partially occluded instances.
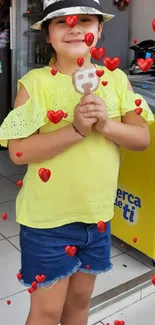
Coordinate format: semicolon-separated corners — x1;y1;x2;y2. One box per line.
0;69;49;148
115;69;154;125
0;97;48;148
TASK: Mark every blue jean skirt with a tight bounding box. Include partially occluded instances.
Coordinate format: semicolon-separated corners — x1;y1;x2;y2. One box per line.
18;221;112;288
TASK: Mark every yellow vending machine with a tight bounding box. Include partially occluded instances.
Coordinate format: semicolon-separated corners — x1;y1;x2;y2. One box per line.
111;120;155;263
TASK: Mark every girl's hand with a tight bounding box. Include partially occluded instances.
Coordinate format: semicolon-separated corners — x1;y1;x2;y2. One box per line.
79;93;108;133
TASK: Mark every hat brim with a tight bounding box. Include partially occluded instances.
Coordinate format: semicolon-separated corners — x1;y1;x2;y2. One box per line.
31;7;115;30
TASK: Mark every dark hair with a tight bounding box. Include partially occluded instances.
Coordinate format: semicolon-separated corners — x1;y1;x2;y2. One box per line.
41;15;104;63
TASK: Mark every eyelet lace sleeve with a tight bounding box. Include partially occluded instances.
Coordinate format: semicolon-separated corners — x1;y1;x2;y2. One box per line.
0;97;48;147
115;69;154;124
121;89;154;124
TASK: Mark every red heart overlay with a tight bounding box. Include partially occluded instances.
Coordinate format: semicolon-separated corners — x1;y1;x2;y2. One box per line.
137;58;154;72
96;70;104;77
77;57;84;67
97;221;107;233
90;47;106;61
65;245;77;257
152;275;155;285
135;107;142;115
16;152;22;157
135;99;142;107
66;15;78;28
2;213;7;220
101;81;108;87
84;33;94;47
16;180;23;188
16;273;23;280
38;168;51;183
103;57;121;71
47;110;68;124
152;19;155;32
35;275;46;283
50;69;57;76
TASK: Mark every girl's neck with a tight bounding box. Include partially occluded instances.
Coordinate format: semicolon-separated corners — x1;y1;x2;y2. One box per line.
51;56;94;76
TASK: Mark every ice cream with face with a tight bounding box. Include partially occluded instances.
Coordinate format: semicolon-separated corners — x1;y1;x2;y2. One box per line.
72;67;100;94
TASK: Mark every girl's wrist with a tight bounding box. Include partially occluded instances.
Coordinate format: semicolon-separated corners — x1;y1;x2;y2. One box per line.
72;124;86;138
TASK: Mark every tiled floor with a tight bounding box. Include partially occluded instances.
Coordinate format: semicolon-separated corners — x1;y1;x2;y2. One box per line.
102;292;155;325
0;150;154;324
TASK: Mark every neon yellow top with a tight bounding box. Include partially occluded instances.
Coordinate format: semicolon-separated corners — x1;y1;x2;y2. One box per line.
0;65;154;229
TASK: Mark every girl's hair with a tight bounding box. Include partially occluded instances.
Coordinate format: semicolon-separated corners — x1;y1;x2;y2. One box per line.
41;15;104;64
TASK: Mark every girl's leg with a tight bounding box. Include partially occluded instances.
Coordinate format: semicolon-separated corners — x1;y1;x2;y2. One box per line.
60;271;96;325
26;277;70;325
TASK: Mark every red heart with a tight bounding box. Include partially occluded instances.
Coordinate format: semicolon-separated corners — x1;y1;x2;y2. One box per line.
38;168;51;183
16;152;22;158
97;221;106;233
135;107;142;115
50;69;57;76
86;265;91;270
66;15;78;28
16;180;23;188
90;47;106;61
133;237;137;243
35;275;46;283
47;110;66;124
7;300;11;305
2;213;7;220
114;321;121;325
32;281;37;291
137;58;154;72
16;273;23;280
135;99;142;107
101;81;108;87
84;33;94;47
152;275;155;285
77;57;84;67
152;19;155;32
65;245;77;257
133;39;137;44
104;57;121;71
28;288;34;294
119;321;125;325
96;70;104;77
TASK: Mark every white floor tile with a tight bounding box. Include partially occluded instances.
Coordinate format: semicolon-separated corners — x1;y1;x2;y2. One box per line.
8;236;20;250
111;245;122;258
0;240;23;298
112;235;131;252
0;178;19;203
0;290;29;325
0;201;19;237
103;292;155;325
0;159;27;177
127;248;155;269
89;290;141;325
92;254;151;298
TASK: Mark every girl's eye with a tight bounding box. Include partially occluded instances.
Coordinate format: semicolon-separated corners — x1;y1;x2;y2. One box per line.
57;20;65;24
81;19;91;22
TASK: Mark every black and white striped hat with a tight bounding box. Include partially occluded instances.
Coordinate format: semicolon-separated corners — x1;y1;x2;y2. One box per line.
32;0;115;30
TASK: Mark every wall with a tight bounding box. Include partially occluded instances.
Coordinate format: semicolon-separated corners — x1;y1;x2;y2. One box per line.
128;0;155;62
95;1;129;69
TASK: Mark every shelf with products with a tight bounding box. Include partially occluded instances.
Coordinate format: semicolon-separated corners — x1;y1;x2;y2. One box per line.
23;1;50;69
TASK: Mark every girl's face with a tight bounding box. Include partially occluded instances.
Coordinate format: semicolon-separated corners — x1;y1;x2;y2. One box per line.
48;14;103;61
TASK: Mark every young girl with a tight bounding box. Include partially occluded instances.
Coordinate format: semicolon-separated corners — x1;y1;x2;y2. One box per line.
0;0;154;324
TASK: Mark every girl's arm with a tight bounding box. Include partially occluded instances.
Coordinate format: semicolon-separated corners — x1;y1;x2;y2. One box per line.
100;81;150;151
9;85;83;165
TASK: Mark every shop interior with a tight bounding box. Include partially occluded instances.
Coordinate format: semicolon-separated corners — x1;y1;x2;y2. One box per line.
0;0;155;324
